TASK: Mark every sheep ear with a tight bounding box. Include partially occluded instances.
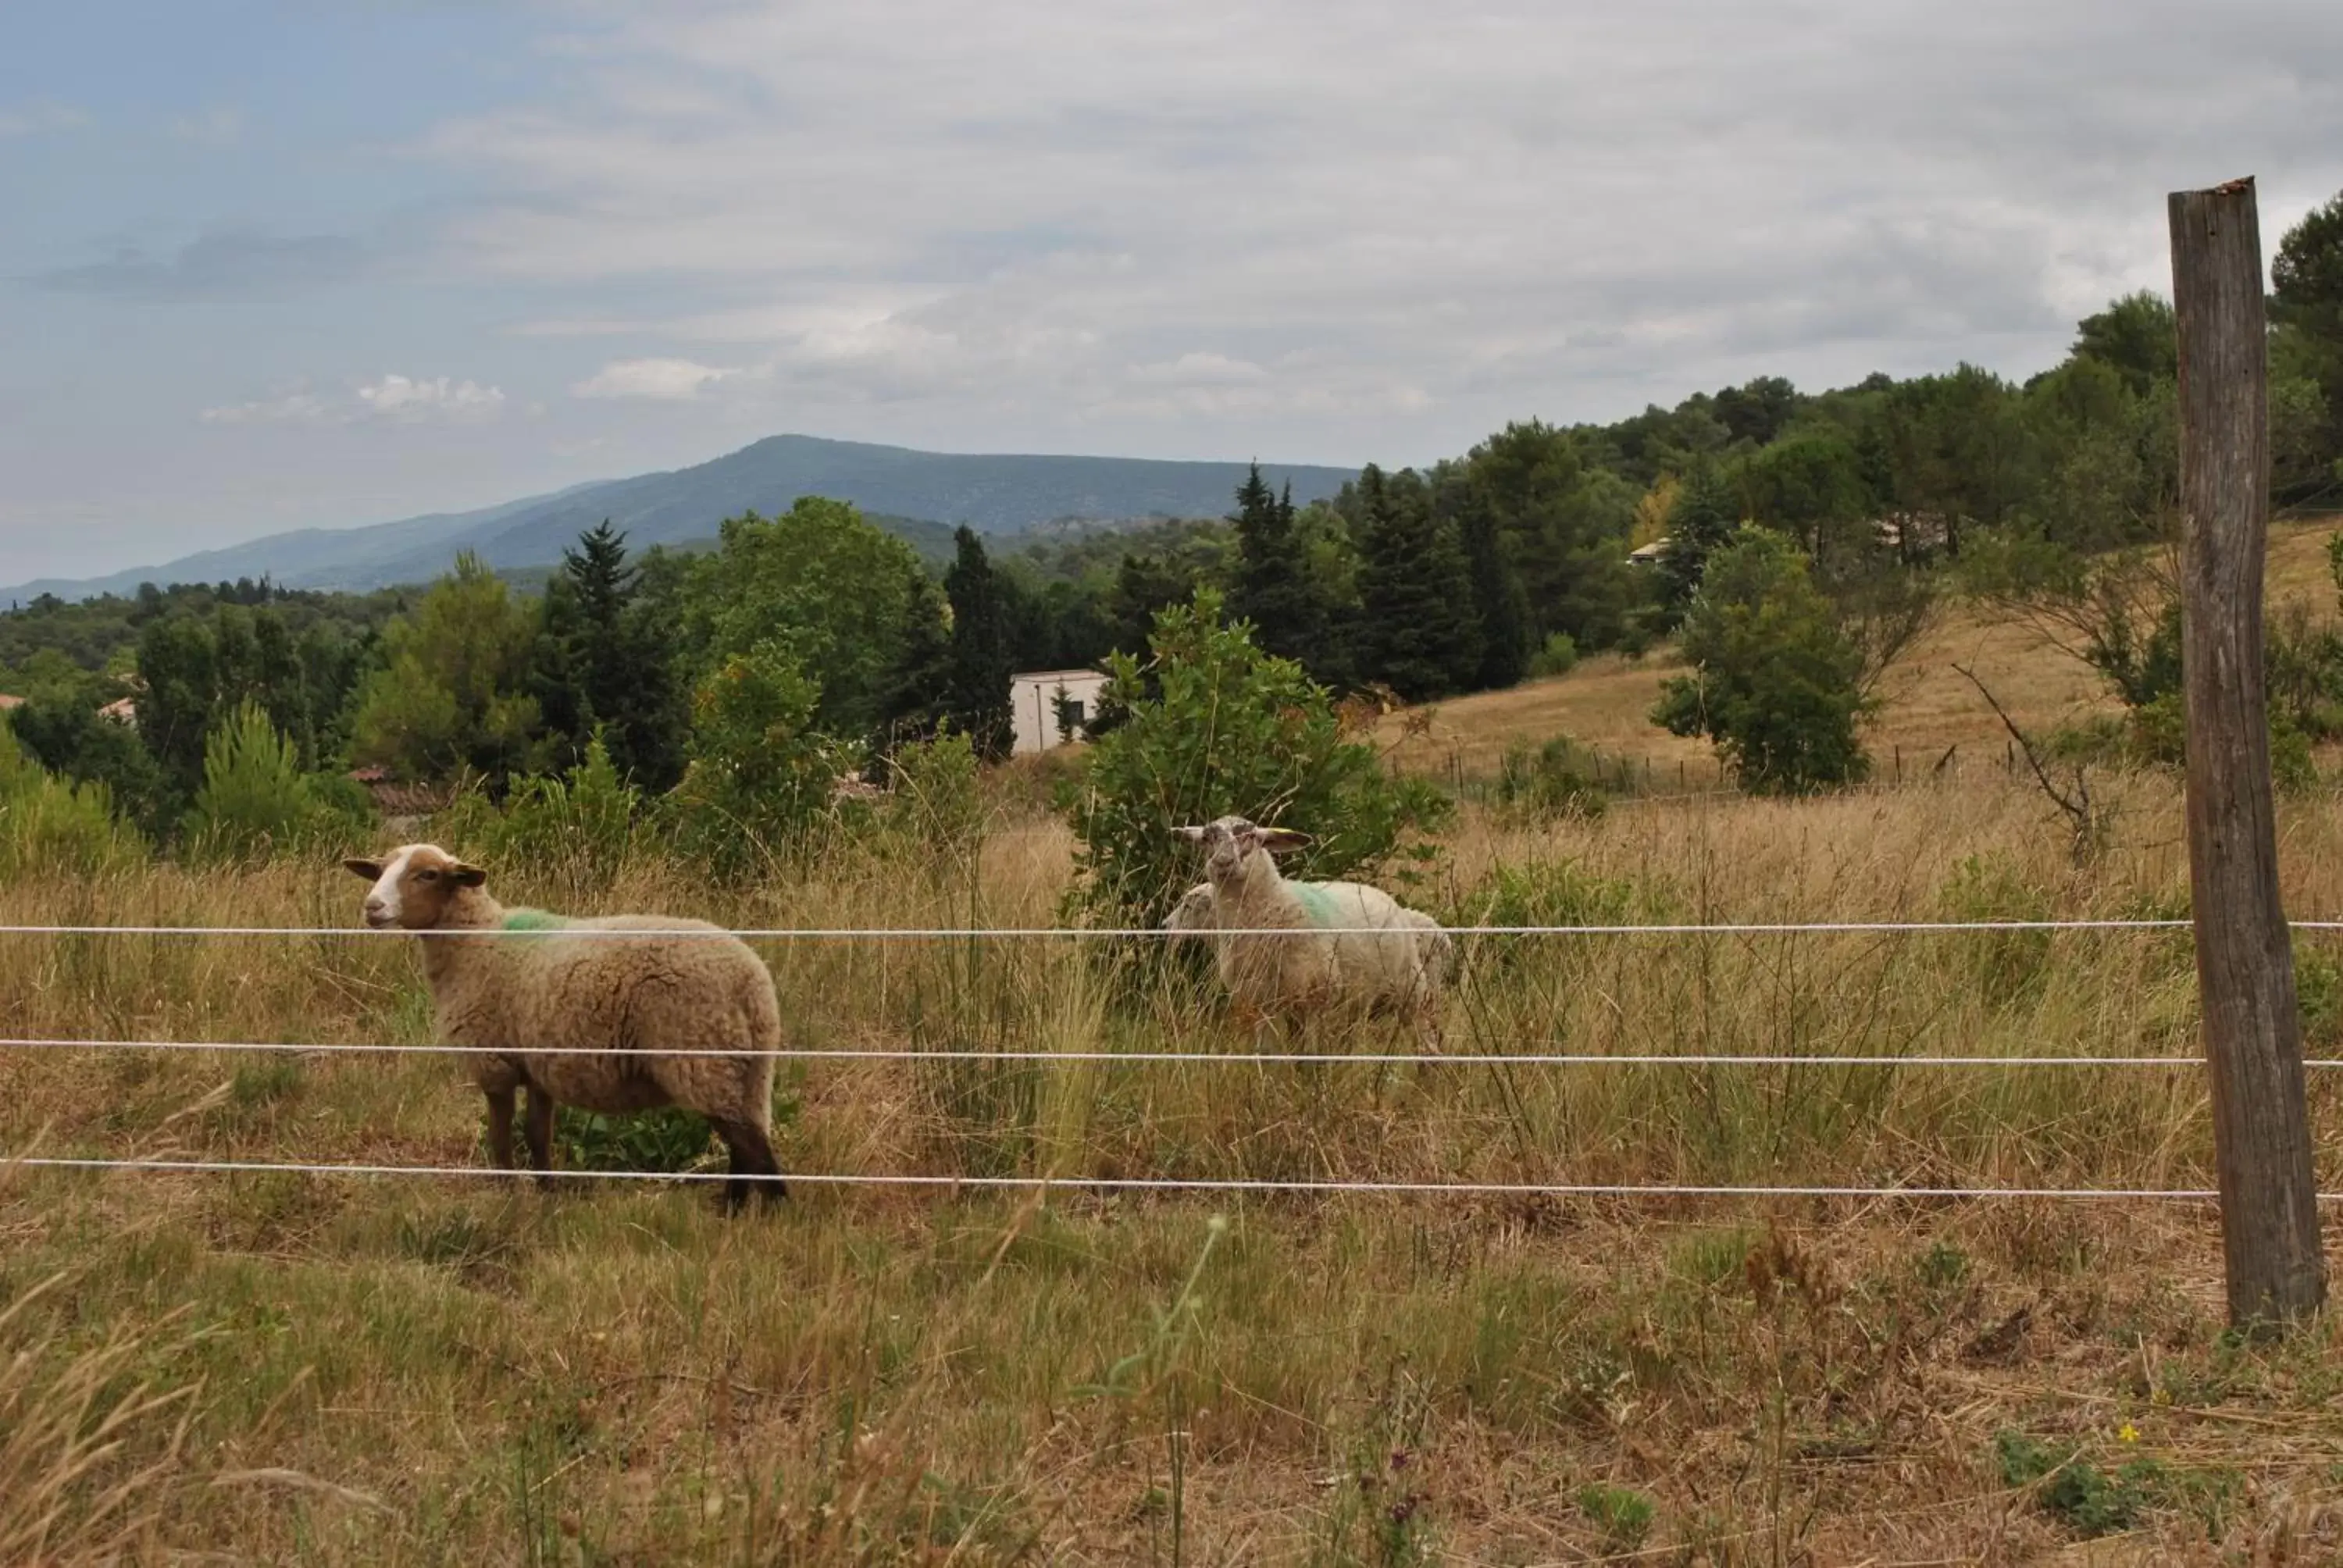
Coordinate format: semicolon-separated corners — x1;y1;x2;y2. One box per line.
449;861;488;888
1257;829;1313;856
344;857;383;881
1171;825;1207;843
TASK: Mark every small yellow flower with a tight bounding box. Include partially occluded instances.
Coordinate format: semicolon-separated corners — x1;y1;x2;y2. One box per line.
2117;1422;2141;1444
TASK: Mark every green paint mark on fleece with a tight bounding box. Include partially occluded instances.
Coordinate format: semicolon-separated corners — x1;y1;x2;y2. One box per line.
501;909;574;933
1293;882;1343;928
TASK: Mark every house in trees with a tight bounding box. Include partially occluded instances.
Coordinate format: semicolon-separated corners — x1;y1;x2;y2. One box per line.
1009;668;1108;755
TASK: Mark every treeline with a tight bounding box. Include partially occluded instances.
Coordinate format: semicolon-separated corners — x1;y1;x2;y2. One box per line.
6;186;2343;845
982;190;2343;700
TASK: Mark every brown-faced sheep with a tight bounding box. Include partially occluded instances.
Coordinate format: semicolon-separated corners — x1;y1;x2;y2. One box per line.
345;844;786;1210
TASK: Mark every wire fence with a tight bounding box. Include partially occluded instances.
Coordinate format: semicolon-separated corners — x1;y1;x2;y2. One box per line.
1;1035;2323;1068
4;915;2330;939
0;1155;2294;1204
0;912;2320;1203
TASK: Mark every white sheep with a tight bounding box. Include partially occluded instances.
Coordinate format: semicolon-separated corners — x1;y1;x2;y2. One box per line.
1169;816;1449;1036
344;843;786;1210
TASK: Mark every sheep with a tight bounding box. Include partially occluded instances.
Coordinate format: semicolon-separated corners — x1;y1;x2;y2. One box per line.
1169;816;1450;1037
1163;882;1219;944
344;843;786;1210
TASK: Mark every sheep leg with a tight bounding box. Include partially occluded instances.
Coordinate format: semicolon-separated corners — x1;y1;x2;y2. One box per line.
483;1087;516;1171
522;1084;557;1188
710;1117;787;1211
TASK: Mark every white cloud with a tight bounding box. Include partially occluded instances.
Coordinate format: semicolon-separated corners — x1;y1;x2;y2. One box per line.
200;376;505;427
569;357;742;401
355;374;506;422
0;99;88;137
198;390;335;426
408;0;2341;458
169;106;243;146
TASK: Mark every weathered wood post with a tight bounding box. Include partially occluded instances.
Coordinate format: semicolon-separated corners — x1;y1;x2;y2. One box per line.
2170;176;2327;1327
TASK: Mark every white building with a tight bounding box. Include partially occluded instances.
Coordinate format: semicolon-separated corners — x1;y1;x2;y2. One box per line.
1008;668;1110;756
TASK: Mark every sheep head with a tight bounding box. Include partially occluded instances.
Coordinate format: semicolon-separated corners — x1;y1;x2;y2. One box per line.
344;843;488;930
1172;816;1311;891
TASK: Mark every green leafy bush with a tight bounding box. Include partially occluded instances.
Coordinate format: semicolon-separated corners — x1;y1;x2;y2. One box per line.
1061;590;1449;926
880;725;986;860
0;729;147;877
1527;630;1579;679
1652;529;1871;795
668;640;849;878
1458;857;1652;974
473;735;645;892
1995;1430;2161;1538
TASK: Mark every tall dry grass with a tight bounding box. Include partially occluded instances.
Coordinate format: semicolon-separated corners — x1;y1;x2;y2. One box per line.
4;772;2343;1559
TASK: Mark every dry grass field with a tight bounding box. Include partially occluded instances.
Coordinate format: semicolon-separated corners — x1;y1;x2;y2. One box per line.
10;528;2343;1562
1377;516;2343;788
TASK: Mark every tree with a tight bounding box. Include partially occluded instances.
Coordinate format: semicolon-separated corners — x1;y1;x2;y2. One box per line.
1738;429;1870;565
878;565;956;751
2273;191;2343;493
1652;529;1870;794
1455;486;1531;690
943;526;1015;760
1656;462;1739;615
349;553;544;788
535;523;688;790
1712;375;1802;447
668;641;840;878
1064;588;1447;926
1228;465;1330;676
1459;421;1640;651
684;499;929;736
1353;465;1482;700
2072;291;2178;396
1107;551;1201;657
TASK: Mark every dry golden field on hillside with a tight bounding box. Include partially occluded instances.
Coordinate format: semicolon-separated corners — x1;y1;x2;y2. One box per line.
12;525;2343;1562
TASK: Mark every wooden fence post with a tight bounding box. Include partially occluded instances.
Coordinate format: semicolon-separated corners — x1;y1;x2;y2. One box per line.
2170;176;2326;1328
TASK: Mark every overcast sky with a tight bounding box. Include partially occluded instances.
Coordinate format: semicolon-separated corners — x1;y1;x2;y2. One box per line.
4;0;2339;586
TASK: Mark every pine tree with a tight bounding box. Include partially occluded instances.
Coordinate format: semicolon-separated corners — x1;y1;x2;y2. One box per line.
539;522;688;791
1228;463;1327;674
1457;488;1531;690
1657;462;1739;618
1108;551;1197;656
943;526;1015;760
879;565;954;752
1355;465;1483;701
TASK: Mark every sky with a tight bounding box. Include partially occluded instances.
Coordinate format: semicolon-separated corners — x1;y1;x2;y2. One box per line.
3;0;2341;587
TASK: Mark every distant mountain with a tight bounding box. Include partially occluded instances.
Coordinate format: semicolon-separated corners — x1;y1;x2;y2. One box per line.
2;434;1358;603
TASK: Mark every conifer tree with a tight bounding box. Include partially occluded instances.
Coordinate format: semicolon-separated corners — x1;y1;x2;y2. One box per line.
1355;465;1482;700
1457;487;1531;690
1656;462;1739;618
943;526;1015;760
1228;463;1327;674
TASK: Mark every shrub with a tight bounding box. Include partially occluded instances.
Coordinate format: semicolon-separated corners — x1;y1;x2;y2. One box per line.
0;730;146;878
450;735;647;893
1061;590;1449;926
1995;1430;2160;1538
1527;630;1579;679
181;701;360;863
668;640;849;878
1492;736;1607;822
881;725;986;860
1460;857;1652;975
